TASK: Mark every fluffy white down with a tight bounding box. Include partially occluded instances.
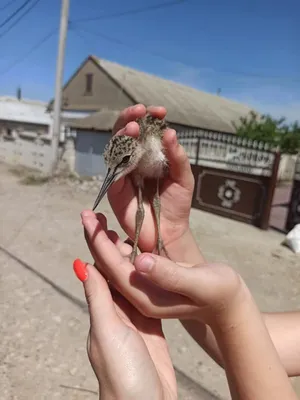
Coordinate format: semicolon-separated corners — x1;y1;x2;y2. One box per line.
136;136;167;179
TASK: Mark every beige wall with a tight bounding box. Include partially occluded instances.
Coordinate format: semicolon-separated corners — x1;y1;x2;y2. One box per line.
62;59;134;111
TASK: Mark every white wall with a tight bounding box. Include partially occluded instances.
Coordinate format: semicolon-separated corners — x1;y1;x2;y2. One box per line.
277;154;298;182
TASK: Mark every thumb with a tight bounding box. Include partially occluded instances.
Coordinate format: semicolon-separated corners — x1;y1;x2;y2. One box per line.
163;130;194;191
73;259;118;330
134;254;203;301
134;254;238;306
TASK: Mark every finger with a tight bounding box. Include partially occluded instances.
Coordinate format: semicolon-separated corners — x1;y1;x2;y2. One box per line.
81;210;129;275
146;105;167;119
115;121;140;138
95;213;107;231
134;254;219;302
163;130;194;191
106;230;132;258
112;104;146;135
81;211;199;318
73;259;119;331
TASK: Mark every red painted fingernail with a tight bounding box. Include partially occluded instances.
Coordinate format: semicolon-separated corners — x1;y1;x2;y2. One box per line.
73;259;88;282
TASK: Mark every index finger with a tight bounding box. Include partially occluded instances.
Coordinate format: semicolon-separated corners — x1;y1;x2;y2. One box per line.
113;105;168;136
81;211;199;319
112;104;146;135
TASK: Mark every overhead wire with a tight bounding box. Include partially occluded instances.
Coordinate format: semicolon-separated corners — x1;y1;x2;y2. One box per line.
72;0;186;23
70;25;300;83
0;0;33;29
0;29;56;75
0;0;42;39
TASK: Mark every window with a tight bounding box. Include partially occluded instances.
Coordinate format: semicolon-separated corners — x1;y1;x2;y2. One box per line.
6;128;12;137
85;73;93;95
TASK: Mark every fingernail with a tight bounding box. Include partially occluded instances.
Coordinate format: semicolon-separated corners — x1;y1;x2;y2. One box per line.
73;259;88;282
81;210;93;219
137;255;155;272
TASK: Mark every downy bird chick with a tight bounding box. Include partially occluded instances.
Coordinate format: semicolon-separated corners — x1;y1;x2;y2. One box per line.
92;114;170;262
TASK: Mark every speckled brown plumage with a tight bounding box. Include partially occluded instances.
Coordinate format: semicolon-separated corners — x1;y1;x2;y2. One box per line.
94;113;170;262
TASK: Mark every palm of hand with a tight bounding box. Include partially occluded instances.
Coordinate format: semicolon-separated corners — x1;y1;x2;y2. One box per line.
90;289;177;400
107;104;194;254
108;175;192;253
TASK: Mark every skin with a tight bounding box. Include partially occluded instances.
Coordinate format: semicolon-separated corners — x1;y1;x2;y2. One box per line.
107;104;202;264
81;259;176;400
79;212;298;400
103;104;300;378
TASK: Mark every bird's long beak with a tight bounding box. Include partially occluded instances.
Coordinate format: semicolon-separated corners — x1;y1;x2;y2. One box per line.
92;168;117;211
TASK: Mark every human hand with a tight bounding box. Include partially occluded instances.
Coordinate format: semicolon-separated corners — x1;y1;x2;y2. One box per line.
81;210;244;328
106;104;201;263
73;254;176;399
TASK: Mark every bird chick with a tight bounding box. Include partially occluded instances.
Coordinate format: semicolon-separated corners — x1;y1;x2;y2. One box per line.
92;114;169;263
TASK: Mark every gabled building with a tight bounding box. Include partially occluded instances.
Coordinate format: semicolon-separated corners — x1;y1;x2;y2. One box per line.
47;55;256;176
48;55;255;134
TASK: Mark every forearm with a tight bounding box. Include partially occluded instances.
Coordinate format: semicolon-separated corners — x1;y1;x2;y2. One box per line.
182;311;300;377
212;283;298;400
263;311;300;377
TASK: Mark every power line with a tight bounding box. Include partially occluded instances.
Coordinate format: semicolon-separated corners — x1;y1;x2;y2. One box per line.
72;0;186;23
0;0;42;39
70;26;300;83
0;0;19;11
0;29;55;75
0;0;33;29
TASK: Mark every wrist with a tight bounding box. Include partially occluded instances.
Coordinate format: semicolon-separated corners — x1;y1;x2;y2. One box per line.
165;227;205;264
209;279;255;334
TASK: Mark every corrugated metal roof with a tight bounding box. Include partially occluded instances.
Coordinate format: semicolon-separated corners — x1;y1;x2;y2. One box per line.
94;56;255;133
0;96;51;126
67;109;120;131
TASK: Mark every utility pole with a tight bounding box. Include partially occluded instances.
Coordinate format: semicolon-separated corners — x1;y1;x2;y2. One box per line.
51;0;70;175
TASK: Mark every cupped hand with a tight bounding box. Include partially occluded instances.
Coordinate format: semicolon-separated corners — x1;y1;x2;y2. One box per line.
106;104;197;260
81;210;244;327
73;240;176;399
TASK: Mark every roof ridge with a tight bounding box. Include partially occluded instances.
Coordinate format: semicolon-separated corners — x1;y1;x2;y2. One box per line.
95;56;252;110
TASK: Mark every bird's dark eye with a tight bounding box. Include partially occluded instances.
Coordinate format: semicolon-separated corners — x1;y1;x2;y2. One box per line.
122;155;131;164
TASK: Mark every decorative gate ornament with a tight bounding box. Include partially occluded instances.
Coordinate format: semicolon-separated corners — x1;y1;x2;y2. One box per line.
218;179;241;208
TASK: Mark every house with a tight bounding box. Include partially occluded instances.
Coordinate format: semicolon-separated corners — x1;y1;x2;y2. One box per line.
0;96;52;139
0;96;64;173
48;55;256;177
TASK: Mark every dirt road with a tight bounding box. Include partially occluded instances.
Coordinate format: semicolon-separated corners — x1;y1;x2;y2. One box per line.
1;162;299;399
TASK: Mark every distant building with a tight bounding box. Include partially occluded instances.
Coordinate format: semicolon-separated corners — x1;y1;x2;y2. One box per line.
47;55;257;177
0;96;52;140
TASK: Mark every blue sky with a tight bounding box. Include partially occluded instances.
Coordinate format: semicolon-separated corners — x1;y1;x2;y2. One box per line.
0;0;299;122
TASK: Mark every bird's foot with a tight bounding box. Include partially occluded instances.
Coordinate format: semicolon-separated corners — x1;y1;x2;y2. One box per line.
156;238;171;259
130;247;138;264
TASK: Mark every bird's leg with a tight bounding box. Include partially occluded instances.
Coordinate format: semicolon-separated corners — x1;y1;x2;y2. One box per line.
130;184;145;263
152;178;170;259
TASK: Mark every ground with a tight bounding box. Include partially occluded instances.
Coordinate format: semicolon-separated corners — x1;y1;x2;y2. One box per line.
1;162;300;400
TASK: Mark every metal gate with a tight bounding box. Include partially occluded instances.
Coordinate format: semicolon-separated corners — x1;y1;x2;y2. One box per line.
178;131;280;229
285;155;300;231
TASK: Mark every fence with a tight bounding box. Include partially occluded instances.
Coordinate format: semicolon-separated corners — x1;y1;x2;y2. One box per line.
178;131;280;229
285;155;300;231
0;134;54;174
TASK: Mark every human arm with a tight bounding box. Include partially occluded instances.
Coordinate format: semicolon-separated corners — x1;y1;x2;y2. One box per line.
81;213;298;399
73;256;177;400
181;312;300;378
133;254;298;400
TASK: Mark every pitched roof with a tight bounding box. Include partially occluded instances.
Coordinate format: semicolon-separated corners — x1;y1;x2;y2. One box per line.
67;109;120;131
91;56;255;133
0;96;51;126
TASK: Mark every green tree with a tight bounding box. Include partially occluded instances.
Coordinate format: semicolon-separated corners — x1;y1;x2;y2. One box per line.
233;112;300;154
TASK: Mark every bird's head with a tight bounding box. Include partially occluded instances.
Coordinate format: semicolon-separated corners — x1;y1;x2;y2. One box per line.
92;135;143;211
